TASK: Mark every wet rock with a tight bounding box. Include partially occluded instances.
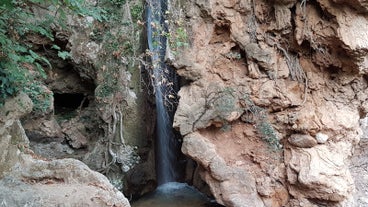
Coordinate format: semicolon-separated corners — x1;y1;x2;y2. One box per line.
125;161;156;198
288;134;317;148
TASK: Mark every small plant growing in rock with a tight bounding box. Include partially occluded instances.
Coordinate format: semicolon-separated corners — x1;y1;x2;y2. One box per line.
164;2;189;56
242;95;282;150
23;82;53;115
256;121;281;150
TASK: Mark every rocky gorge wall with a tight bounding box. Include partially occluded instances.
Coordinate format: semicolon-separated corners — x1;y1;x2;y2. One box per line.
0;0;156;203
2;0;368;206
0;93;130;206
169;0;368;206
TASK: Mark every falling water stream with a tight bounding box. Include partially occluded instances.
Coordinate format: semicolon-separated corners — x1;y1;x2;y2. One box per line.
131;0;220;206
146;0;179;185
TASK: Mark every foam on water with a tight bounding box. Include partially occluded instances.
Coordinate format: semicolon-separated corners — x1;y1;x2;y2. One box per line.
157;182;188;192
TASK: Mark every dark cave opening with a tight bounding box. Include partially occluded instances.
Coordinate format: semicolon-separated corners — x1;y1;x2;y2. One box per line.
54;93;89;114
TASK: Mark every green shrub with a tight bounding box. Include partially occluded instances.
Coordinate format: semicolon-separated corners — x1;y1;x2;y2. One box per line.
111;0;126;7
23;81;53;114
256;121;281;150
243;95;282;150
131;4;143;21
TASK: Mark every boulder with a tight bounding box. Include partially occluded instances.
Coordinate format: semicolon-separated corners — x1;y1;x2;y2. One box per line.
286;143;354;202
62;121;89;149
182;132;265;207
0;93;33;178
0;155;130;207
288;134;318;148
0;93;33;131
315;132;329;144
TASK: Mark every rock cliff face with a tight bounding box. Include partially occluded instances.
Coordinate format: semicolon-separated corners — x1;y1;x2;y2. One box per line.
170;0;368;206
3;0;368;206
0;0;159;203
0;94;130;207
15;0;156;197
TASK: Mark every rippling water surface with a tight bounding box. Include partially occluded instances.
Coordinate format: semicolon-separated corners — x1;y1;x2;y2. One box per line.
132;182;222;207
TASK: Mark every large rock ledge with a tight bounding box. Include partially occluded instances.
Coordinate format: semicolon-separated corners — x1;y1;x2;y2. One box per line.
0;156;130;207
0;93;130;207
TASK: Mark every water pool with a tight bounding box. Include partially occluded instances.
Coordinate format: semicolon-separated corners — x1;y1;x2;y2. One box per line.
131;182;223;207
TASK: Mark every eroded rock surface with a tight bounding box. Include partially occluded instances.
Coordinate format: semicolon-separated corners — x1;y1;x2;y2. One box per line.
18;0;155;197
0;94;131;207
182;132;265;206
350;117;368;206
0;156;130;207
171;0;368;206
286;143;354;202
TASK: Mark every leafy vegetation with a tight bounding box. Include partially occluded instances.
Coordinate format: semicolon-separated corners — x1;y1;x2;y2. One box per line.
0;0;105;111
110;0;127;7
169;1;189;44
91;0;144;101
23;81;53;114
164;9;189;55
130;4;143;22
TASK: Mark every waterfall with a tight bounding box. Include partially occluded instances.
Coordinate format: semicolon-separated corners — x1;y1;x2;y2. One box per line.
133;2;224;206
146;0;180;185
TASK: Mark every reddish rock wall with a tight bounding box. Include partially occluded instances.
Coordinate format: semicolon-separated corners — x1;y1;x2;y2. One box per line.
171;0;368;206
